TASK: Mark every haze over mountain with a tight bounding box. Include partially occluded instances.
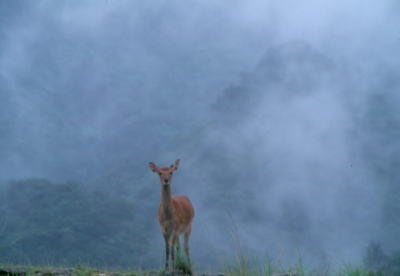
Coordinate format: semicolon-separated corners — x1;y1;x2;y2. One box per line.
0;0;399;271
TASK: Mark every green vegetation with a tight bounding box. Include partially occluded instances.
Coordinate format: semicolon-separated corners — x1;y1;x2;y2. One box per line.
173;249;192;276
224;262;393;276
0;178;157;268
0;265;162;276
222;248;400;276
363;242;400;275
0;264;375;276
2;252;400;276
0;264;390;276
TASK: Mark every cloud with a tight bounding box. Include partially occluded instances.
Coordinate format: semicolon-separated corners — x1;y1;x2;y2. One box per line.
0;0;399;270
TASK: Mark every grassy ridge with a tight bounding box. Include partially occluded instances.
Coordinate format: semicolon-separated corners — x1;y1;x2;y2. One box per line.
225;262;379;276
0;263;384;276
0;265;153;276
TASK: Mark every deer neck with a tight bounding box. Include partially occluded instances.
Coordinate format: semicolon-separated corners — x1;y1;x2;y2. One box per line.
161;184;173;220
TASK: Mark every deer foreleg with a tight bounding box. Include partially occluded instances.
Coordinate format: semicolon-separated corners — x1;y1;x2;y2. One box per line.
170;232;180;270
164;234;170;270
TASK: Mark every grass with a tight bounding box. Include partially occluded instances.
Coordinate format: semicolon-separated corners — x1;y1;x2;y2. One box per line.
0;265;383;276
224;259;309;276
337;266;379;276
0;264;157;276
73;265;101;276
0;262;385;276
220;251;390;276
221;215;384;276
223;262;385;276
173;248;193;276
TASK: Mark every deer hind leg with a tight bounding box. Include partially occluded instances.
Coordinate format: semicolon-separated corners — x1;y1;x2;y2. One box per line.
175;235;181;253
184;227;192;263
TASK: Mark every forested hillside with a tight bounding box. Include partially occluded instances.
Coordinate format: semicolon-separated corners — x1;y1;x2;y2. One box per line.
0;179;157;268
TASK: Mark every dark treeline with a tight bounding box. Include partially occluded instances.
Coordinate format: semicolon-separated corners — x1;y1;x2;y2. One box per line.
0;178;156;268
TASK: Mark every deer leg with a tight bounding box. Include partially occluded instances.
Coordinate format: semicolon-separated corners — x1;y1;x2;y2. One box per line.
171;232;179;270
175;235;181;253
184;229;191;264
164;234;170;271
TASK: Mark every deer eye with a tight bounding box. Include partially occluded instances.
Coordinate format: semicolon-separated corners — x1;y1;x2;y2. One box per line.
159;173;162;176
170;172;173;175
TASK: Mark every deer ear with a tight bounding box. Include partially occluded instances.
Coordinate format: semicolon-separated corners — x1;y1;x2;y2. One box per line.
172;159;180;171
149;162;158;172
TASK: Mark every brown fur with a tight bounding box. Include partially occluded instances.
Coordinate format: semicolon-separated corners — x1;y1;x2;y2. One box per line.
158;195;194;233
149;159;195;272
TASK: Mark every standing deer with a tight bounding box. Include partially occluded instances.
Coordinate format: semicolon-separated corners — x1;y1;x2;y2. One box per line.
149;159;195;272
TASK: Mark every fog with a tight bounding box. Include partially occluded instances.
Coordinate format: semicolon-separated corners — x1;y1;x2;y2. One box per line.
1;0;399;271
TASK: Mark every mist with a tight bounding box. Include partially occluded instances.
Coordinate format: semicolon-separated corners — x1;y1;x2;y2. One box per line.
1;0;399;271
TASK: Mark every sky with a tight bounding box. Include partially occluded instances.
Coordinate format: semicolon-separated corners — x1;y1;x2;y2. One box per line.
1;0;399;270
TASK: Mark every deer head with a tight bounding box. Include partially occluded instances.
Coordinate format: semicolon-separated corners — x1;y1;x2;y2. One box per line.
149;159;180;186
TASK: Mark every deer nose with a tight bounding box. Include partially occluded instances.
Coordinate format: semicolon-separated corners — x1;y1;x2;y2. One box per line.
163;179;169;184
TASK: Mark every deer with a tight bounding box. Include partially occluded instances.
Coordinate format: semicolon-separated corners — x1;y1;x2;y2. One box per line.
149;159;195;273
